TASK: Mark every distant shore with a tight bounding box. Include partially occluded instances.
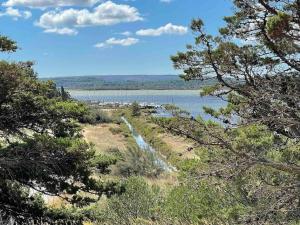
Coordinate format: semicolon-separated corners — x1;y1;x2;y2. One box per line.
46;75;219;90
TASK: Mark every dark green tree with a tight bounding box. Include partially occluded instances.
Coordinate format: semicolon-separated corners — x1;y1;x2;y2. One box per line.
131;101;141;117
154;0;300;224
60;86;70;101
0;37;121;224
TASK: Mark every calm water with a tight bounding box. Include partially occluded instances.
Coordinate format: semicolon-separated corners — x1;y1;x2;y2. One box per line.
69;90;226;119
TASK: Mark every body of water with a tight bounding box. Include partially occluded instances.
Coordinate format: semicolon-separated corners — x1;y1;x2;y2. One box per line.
69;89;226;119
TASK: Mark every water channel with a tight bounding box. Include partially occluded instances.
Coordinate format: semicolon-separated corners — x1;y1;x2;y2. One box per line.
121;117;176;172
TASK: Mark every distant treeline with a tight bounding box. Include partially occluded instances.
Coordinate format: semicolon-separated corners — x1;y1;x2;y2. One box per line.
43;75;219;90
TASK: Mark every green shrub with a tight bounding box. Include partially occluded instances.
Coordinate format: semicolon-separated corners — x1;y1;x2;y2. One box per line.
163;180;244;224
114;148;164;178
79;108;112;124
101;177;160;225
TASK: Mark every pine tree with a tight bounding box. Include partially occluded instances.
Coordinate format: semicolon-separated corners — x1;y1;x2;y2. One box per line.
0;37;120;224
131;101;141;117
161;1;300;223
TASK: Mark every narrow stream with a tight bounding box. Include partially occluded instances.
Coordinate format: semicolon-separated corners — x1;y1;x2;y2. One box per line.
121;117;175;172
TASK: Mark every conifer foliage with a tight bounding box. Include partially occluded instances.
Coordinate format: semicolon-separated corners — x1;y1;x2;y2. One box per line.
0;37;120;224
163;0;300;224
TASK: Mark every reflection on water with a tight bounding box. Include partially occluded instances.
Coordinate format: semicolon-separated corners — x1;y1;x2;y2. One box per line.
121;117;175;172
69;89;226;118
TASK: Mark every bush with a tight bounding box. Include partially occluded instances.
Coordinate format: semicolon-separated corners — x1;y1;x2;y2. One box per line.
106;147;123;159
79;107;112;124
101;177;160;225
163;180;243;224
113;148;164;178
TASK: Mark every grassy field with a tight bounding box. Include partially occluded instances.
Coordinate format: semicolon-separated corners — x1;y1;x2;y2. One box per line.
118;109;199;166
45;106;201;224
83;123;127;154
157;132;198;160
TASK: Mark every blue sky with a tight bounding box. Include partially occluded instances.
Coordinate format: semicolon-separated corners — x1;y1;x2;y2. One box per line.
0;0;233;77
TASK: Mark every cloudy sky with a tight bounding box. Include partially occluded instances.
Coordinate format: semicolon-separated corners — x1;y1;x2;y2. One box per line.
0;0;232;77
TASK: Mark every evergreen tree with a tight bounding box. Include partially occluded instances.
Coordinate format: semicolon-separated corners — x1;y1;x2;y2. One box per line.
131;101;141;117
154;0;300;224
0;37;120;224
60;86;70;101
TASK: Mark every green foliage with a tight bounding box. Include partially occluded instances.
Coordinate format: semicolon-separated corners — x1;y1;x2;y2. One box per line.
0;36;119;224
163;181;238;224
266;12;291;39
168;3;300;223
79;107;112;124
127;115;182;166
200;84;222;96
0;36;17;52
164;104;190;117
91;154;118;174
131;101;141;117
60;86;70;101
113;147;164;178
230;125;274;156
202;106;221;118
100;177;160;225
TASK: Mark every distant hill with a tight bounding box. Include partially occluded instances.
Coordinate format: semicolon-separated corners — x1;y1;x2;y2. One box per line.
44;75;218;90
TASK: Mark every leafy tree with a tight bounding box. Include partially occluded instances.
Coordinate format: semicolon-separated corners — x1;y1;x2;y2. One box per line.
0;37;121;224
156;0;300;224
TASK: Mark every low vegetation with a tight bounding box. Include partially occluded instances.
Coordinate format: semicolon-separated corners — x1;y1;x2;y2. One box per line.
79;106;113;124
113;147;164;178
1;0;299;224
124;110;187;167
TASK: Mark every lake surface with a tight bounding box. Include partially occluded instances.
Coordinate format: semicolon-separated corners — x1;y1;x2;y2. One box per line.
69;90;226;119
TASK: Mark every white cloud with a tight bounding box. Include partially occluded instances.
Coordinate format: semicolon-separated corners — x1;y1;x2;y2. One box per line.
3;0;100;8
0;7;31;20
36;1;143;35
136;23;188;36
44;27;78;35
120;31;132;36
94;37;139;48
160;0;173;3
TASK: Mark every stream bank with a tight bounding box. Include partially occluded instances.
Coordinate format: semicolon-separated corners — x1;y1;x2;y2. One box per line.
121;117;176;172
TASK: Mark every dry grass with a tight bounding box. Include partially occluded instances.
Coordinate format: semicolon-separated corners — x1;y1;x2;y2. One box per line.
47;196;67;209
158;133;198;159
137;114;198;160
100;108;118;117
83;123;127;154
